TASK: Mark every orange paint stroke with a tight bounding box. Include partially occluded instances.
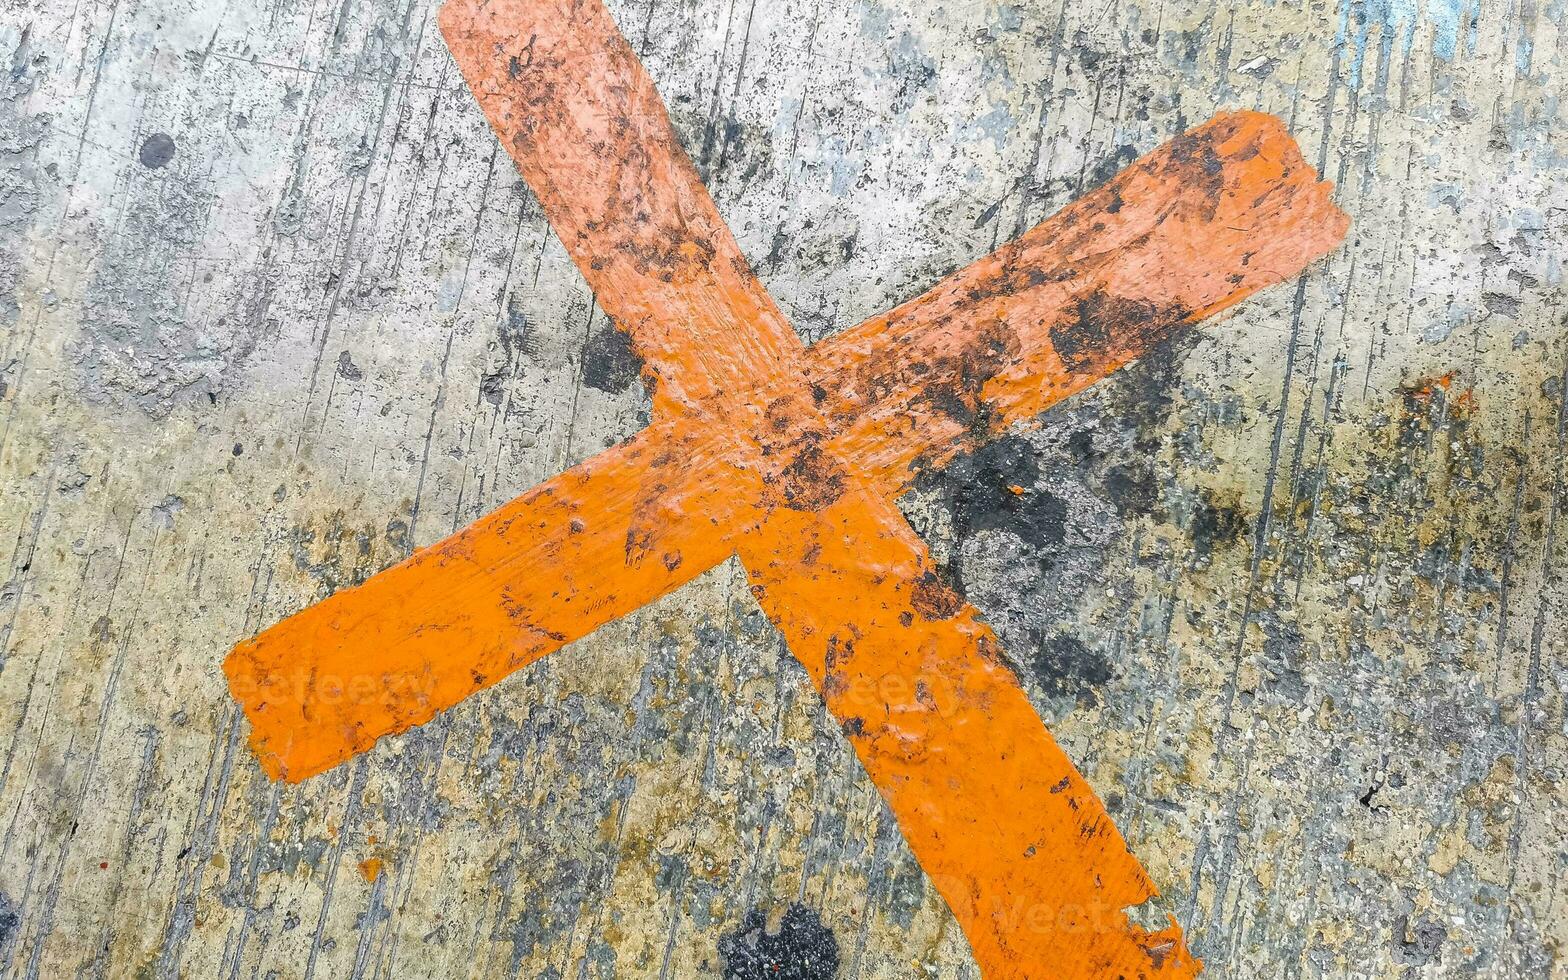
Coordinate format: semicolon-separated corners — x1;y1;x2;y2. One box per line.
740;488;1200;977
224;0;1350;975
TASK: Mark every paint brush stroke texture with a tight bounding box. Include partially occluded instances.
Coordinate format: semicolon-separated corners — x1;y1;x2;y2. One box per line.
224;0;1349;975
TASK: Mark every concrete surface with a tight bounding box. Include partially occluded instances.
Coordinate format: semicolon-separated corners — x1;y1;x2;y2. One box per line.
0;0;1564;976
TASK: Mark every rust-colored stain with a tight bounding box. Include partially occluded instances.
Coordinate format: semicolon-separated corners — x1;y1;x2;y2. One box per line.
223;0;1349;975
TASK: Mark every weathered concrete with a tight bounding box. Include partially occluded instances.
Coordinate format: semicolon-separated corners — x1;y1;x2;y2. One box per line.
0;0;1563;976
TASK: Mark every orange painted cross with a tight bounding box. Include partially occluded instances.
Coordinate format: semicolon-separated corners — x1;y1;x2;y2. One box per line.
224;1;1348;975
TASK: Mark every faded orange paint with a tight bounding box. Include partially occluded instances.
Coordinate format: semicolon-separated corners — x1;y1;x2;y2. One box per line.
223;0;1350;975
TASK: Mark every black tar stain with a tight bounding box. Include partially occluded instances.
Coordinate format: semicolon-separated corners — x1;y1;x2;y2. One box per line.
581;324;644;393
1032;633;1113;707
719;904;840;980
138;133;176;169
943;435;1069;550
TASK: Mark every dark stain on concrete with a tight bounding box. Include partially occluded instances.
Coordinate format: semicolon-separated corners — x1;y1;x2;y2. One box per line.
941;435;1068;550
1087;143;1140;191
0;890;16;948
719;904;840;980
336;350;363;381
288;512;409;595
1189;487;1248;560
1091;335;1194;519
701;114;779;190
138;132;176;169
581;324;644;393
1032;633;1114;707
499;291;537;362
